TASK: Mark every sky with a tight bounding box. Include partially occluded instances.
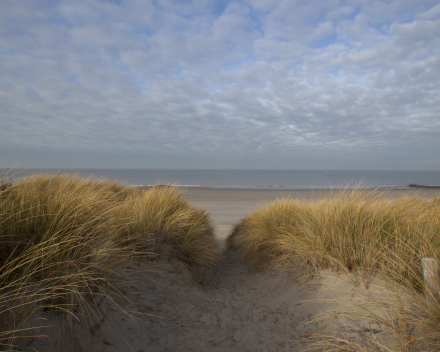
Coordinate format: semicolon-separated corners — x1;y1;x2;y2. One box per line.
1;0;439;170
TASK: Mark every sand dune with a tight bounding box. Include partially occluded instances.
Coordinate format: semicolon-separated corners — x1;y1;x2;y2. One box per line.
28;187;440;351
31;252;391;352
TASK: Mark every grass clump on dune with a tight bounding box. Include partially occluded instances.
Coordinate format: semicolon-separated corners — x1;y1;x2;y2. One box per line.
0;172;218;351
227;188;440;276
227;188;440;350
113;185;220;273
0;173;129;351
227;199;310;269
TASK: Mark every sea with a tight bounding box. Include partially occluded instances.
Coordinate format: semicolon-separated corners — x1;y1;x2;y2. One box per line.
6;169;440;190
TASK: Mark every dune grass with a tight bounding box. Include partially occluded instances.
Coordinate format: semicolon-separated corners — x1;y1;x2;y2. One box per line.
0;172;219;351
227;187;440;350
227;188;440;277
112;185;219;273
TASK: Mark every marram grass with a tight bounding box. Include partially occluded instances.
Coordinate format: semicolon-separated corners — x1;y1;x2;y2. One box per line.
227;187;440;350
0;172;219;351
112;184;220;273
227;188;440;276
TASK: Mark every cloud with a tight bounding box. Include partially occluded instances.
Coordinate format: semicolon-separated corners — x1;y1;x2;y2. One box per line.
0;0;439;169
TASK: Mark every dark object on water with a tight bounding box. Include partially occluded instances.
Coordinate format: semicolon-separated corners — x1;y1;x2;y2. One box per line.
407;184;440;189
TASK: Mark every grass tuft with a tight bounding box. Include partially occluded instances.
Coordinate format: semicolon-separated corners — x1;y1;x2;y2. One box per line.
227;188;440;278
112;185;220;274
0;172;218;351
227;187;440;350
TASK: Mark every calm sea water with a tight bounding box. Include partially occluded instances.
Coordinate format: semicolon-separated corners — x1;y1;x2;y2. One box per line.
10;169;440;189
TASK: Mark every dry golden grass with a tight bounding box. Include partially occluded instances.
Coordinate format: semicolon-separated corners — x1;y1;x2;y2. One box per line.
0;172;219;351
227;188;440;277
227;188;440;350
112;185;220;273
300;261;440;351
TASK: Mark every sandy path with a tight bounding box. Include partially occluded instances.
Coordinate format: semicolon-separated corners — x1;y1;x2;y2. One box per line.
74;253;362;352
115;252;316;352
31;253;384;352
31;253;321;352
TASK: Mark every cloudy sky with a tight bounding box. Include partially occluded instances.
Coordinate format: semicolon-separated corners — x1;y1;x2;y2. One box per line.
1;0;439;170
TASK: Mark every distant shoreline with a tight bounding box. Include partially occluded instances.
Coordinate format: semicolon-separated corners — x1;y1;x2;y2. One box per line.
143;184;440;191
6;169;440;191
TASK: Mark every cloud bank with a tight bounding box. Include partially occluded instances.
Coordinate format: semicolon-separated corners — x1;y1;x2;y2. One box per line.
1;0;439;169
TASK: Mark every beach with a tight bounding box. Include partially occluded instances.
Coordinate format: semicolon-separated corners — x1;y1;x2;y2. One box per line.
27;186;440;352
182;186;440;245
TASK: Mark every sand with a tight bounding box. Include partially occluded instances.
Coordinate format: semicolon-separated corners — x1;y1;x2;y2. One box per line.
27;187;440;352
